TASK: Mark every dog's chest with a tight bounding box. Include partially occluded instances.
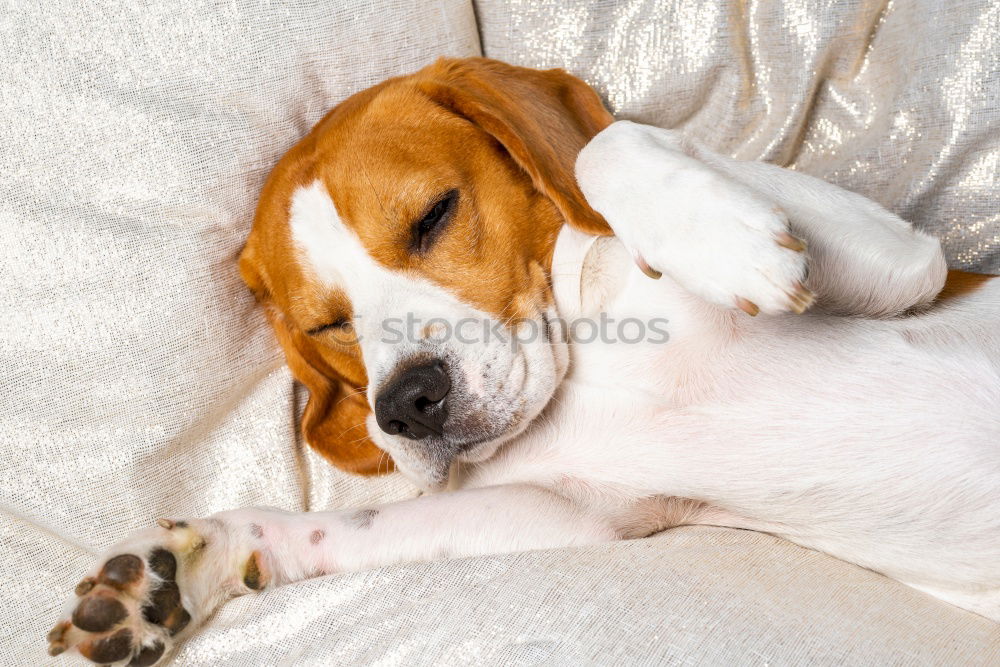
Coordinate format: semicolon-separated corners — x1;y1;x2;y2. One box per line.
551;228;737;403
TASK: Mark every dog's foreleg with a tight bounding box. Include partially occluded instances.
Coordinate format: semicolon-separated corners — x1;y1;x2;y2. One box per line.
48;485;616;665
236;484;617;576
687;135;948;317
577;121;946;318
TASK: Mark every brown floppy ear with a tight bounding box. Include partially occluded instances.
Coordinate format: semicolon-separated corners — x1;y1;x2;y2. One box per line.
237;237;268;302
265;308;390;475
238;238;390;476
417;57;614;236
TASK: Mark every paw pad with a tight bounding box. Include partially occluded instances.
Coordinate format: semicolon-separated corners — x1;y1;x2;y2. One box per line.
79;627;133;663
99;554;144;592
129;640;166;666
141;548;190;635
48;545;192;665
72;591;127;632
148;547;177;581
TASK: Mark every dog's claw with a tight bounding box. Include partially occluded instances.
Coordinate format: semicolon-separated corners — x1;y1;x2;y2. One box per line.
46;622;66;643
47;620;68;642
736;297;760;316
46;620;70;656
787;281;815;314
634;251;662;280
157;518;176;530
75;576;96;596
775;232;807;252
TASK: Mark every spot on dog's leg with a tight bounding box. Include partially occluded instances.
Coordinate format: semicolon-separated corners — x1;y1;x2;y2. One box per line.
250;523;264;539
348;509;378;530
242;550;268;591
310;529;325;545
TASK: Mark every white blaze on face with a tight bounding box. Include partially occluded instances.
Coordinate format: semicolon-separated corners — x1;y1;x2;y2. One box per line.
287;180;565;489
288;180;426;390
289;180;478;393
288;179;368;296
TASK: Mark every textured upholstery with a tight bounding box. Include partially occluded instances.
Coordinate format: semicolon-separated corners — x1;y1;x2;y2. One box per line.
173;527;1000;665
476;0;1000;273
0;1;476;663
1;0;997;665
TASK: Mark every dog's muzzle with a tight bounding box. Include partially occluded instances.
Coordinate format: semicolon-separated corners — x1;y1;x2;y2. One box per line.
373;360;450;440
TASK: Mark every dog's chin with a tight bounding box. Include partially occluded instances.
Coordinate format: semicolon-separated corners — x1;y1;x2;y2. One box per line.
371;388;558;492
455;411;534;464
453;354;566;467
372;418;531;492
372;325;569;491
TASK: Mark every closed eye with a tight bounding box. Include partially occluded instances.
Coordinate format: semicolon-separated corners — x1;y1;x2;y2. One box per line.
307;318;351;336
411;189;458;254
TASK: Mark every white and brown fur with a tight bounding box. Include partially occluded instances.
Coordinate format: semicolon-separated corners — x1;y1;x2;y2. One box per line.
47;59;999;665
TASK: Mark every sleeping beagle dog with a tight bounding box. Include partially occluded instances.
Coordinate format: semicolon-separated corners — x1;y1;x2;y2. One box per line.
49;58;999;664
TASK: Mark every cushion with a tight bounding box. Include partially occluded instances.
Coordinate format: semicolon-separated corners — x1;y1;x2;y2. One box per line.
172;527;1000;665
3;0;998;664
475;0;1000;273
0;1;477;662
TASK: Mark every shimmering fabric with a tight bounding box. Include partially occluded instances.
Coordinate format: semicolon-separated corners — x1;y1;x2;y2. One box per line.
2;0;999;665
0;0;475;663
173;528;1000;665
476;0;1000;272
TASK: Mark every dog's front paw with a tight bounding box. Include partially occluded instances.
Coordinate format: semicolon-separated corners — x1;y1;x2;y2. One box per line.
577;121;813;316
638;187;813;317
47;518;266;665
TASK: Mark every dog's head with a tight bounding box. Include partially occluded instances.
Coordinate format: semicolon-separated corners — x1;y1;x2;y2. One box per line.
239;58;612;489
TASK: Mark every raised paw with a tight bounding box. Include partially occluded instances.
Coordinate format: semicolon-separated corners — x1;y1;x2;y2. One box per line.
577;121;815;316
47;517;266;665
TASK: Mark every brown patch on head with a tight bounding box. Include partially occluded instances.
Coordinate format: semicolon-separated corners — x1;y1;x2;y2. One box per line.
239;57;613;475
264;305;385;475
936;270;994;303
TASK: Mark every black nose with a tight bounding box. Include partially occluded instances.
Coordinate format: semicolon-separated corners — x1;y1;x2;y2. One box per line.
374;361;451;440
